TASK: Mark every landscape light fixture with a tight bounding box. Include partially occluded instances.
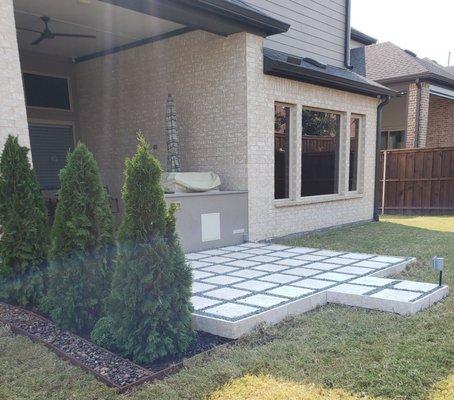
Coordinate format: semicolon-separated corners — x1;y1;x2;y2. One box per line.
432;257;444;287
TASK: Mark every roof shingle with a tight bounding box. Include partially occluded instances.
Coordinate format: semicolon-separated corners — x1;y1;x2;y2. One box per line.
351;42;454;87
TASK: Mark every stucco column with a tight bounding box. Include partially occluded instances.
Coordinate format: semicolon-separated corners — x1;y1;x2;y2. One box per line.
0;0;30;150
406;82;430;148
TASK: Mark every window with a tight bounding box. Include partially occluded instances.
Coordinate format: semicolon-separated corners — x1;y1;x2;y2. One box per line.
23;73;71;110
301;109;340;197
275;103;290;199
381;130;405;150
29;123;74;189
349;117;360;191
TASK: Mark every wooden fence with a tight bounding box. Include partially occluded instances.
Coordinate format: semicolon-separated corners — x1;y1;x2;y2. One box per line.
378;147;454;215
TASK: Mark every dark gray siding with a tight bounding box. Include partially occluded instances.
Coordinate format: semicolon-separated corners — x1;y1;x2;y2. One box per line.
245;0;346;68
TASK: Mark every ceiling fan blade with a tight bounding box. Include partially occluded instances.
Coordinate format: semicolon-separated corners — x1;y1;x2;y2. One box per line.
52;33;96;39
16;27;43;34
31;35;46;45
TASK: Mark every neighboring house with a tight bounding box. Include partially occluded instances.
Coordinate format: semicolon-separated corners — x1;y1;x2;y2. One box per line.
1;0;392;251
351;33;454;149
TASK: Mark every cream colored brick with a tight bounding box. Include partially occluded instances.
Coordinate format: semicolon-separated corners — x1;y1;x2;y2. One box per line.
75;31;248;200
0;0;29;150
74;30;380;240
245;34;380;241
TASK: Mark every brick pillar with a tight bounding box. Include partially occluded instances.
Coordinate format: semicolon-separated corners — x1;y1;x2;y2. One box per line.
406;82;430;148
0;0;30;150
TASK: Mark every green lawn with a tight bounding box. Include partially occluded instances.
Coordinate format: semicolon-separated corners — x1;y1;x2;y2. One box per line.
1;217;453;400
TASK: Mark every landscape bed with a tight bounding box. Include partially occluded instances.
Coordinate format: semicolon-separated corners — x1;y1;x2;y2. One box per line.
0;303;230;393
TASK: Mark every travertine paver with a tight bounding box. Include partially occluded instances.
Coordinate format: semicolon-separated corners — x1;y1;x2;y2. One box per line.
316;272;352;282
193;271;215;280
351;277;395;287
283;267;320;277
259;273;300;284
205;303;259;318
253;264;288;272
329;283;372;295
370;289;422;302
267;286;314;298
191;296;221;311
204;287;250;300
239;294;286;308
229;269;268;279
188;243;448;338
293;278;337;289
233;280;278;292
393;281;439;292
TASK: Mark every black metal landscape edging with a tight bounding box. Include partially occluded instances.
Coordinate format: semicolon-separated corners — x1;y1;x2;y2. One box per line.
0;303;231;393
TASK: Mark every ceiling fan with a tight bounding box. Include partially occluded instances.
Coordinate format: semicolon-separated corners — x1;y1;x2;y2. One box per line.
17;16;96;46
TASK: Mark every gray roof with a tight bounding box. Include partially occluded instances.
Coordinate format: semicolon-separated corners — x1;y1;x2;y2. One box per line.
264;48;394;97
351;42;454;88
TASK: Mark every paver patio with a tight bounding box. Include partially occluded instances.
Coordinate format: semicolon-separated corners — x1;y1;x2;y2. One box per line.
187;243;449;338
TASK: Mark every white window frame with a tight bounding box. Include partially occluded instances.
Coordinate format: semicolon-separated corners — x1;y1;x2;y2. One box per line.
274;106;365;208
347;114;365;195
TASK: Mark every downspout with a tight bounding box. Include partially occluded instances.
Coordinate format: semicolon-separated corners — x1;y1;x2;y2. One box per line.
374;95;391;221
344;0;353;69
414;79;422;148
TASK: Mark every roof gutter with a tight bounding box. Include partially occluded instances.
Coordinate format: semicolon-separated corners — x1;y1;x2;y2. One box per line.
264;56;396;97
374;95;390;222
351;28;377;46
377;72;454;89
344;0;353;69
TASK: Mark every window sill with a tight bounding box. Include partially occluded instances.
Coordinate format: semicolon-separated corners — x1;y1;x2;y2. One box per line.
274;193;364;208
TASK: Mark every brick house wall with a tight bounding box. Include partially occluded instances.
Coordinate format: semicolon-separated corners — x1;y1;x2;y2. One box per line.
427;96;454;148
406;82;430;148
245;34;380;241
76;31;381;240
0;0;30;150
75;30;248;200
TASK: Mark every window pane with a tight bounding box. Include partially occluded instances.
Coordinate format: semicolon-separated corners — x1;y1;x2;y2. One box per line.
389;131;405;149
301;109;340;197
349;117;360;191
380;132;389;150
23;73;71;110
275;104;290;199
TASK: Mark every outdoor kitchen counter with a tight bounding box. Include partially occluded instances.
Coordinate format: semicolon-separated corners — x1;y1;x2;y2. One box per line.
165;191;248;253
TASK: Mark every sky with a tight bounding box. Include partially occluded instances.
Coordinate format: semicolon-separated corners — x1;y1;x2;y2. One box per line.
351;0;454;66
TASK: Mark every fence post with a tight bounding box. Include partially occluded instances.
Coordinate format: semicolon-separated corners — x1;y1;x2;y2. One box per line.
381;150;387;215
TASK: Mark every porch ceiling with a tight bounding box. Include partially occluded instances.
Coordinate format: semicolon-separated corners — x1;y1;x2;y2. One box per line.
14;0;185;59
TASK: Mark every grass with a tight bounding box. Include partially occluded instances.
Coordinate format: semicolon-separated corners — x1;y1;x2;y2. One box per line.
208;374;454;400
0;217;453;400
380;216;454;233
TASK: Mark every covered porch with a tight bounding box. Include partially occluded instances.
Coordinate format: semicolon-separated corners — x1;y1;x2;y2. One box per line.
8;0;287;251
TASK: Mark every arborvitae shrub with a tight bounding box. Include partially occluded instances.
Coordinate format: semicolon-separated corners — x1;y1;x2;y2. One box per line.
0;135;49;306
47;143;114;334
91;317;117;350
108;135;194;363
